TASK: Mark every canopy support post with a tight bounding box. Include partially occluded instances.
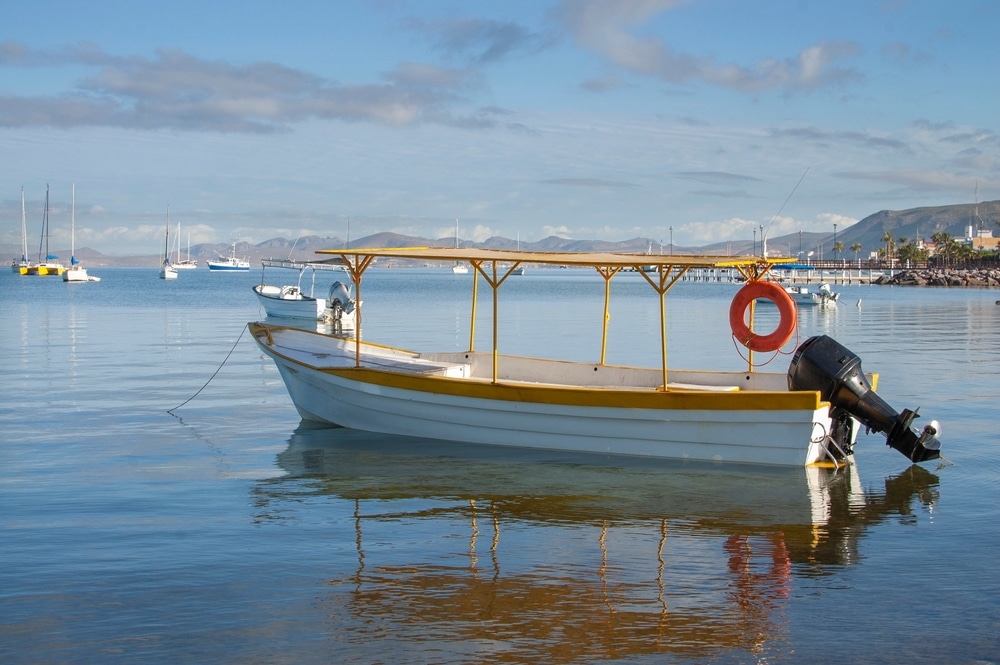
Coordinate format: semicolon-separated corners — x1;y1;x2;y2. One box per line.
334;252;375;368
636;265;690;390
595;267;620;365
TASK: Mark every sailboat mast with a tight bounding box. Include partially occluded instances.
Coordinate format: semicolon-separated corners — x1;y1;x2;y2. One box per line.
20;187;26;263
70;183;76;265
37;184;49;263
164;207;170;264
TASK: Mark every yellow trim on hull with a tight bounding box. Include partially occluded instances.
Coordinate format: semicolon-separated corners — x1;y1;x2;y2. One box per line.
320;366;824;411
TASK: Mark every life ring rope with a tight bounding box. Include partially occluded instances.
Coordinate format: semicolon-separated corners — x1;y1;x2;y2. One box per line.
729;281;797;353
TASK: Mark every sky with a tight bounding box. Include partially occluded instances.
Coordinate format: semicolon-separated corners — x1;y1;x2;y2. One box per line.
2;0;999;256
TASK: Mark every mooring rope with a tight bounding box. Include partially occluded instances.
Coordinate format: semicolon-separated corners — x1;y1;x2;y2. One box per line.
167;325;247;414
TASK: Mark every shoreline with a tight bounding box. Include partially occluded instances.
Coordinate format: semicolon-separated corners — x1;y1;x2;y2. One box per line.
871;268;1000;287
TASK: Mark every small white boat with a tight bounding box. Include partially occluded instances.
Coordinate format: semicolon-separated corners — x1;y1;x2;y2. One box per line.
174;227;197;269
158;208;177;280
450;217;468;273
12;188;35;275
63;185;99;282
785;283;839;307
251;248;942;468
208;241;250;271
253;258;354;324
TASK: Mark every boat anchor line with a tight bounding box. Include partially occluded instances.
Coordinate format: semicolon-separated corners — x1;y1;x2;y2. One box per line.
167;326;247;414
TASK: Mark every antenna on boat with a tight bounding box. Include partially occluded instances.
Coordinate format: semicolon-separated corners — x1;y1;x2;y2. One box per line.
762;166;810;258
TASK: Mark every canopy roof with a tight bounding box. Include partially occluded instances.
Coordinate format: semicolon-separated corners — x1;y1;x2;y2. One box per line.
316;246;794;269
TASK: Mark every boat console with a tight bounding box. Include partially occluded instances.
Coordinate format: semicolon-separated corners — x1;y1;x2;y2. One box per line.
788;335;941;463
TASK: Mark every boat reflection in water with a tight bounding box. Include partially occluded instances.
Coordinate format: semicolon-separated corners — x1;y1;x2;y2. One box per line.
257;426;939;662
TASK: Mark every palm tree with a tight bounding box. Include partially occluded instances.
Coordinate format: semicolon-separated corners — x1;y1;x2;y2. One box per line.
931;231;954;267
881;231;895;266
851;242;862;267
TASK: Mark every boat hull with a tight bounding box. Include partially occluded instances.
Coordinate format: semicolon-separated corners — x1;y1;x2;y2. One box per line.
251;324;841;467
36;263;65;276
208;262;249;271
63;267;90;282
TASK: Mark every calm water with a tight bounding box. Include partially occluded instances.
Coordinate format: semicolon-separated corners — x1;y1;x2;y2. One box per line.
2;266;998;664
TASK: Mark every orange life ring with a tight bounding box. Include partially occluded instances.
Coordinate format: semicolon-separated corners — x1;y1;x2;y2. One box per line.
729;281;797;352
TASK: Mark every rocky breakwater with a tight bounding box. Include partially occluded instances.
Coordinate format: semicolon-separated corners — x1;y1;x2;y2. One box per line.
873;268;1000;286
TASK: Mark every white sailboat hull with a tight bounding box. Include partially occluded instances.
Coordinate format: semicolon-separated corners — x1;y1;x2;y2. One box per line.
252;324;840;467
63;266;94;282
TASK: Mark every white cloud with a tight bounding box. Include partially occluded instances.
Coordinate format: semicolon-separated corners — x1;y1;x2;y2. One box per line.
555;0;862;92
541;225;573;238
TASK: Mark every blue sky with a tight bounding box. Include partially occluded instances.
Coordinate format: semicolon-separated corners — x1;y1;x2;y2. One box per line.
2;0;998;256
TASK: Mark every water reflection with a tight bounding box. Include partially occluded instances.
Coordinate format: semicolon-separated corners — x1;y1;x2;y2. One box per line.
252;426;938;663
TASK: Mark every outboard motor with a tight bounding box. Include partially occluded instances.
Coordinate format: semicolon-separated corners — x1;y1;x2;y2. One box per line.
325;281;356;326
787;335;941;463
328;281;355;311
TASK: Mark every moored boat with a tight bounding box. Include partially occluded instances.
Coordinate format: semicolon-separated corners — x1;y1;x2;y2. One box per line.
251;248;942;468
63;184;99;282
174;226;197;269
208;241;250;271
785;283;839;307
159;208;177;280
34;184;64;277
253;258;355;324
11;188;35;275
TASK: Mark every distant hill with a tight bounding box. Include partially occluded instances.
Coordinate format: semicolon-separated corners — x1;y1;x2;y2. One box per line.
5;200;997;266
762;200;1000;260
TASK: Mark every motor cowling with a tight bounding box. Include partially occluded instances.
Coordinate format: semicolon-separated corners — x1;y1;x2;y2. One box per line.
787;335;941;463
327;281;355;314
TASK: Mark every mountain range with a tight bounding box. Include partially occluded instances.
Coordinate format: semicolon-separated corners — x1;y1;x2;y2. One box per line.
6;200;998;267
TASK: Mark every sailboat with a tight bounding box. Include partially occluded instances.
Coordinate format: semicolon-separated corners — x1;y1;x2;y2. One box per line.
10;188;34;274
35;184;65;276
511;230;525;275
63;184;98;282
451;218;468;274
159;208;178;280
174;224;197;269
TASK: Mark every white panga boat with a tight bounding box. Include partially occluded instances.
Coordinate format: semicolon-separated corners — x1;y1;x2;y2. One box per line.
250;248;942;467
785;283;838;307
253;258;356;325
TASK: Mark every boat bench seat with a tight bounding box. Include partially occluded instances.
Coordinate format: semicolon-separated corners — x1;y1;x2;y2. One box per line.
362;355;471;378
